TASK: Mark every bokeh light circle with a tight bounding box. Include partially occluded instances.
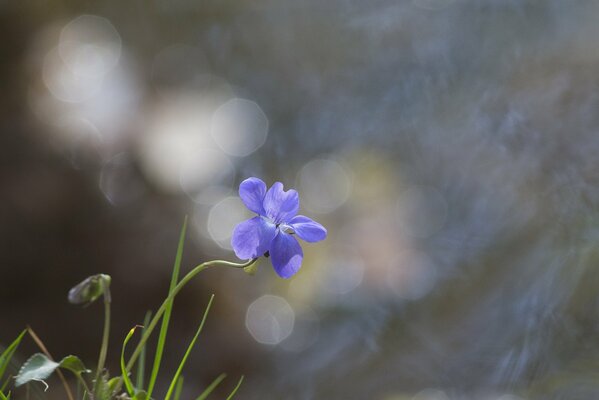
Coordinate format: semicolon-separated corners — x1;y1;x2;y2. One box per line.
211;98;269;157
59;15;122;79
207;196;251;250
297;158;352;214
137;93;215;193
245;295;295;345
43;47;103;103
179;149;235;202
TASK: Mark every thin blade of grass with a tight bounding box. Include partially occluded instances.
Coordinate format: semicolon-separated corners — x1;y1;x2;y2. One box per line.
121;326;142;397
173;376;184;400
195;373;226;400
164;295;214;400
1;376;12;393
0;330;26;381
135;311;152;390
147;217;188;398
225;376;244;400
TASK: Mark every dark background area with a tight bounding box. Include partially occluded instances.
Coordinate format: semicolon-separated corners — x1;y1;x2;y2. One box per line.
3;1;599;399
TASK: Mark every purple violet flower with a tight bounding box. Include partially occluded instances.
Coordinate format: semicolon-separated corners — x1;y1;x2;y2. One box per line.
231;177;327;278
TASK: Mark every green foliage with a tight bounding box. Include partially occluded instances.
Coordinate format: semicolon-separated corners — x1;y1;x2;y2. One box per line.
15;353;58;388
135;310;152;390
195;373;226;400
173;376;183;400
226;375;245;400
0;329;26;393
15;353;89;389
60;356;90;376
93;373;120;400
9;218;253;399
147;217;187;399
120;327;141;397
164;295;214;400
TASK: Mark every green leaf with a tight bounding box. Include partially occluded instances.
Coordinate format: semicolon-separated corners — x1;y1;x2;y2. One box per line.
68;274;111;306
15;353;59;388
59;356;90;376
132;390;148;399
106;376;120;392
225;375;244;400
121;326;141;397
195;373;226;400
15;353;91;393
0;330;27;382
0;390;8;400
165;295;214;400
147;217;188;398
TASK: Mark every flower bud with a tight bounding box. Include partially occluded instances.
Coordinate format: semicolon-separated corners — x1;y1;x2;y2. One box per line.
68;274;111;305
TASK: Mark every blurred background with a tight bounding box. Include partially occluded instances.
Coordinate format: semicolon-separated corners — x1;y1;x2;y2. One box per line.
2;0;599;399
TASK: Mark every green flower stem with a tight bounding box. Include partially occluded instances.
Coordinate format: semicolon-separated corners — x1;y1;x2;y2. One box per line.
116;258;257;393
93;279;111;396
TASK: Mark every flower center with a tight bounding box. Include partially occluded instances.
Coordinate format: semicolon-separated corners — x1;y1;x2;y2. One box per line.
262;216;294;234
280;223;295;234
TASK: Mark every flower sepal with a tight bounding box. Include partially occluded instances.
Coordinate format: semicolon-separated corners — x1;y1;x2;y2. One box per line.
243;258;260;276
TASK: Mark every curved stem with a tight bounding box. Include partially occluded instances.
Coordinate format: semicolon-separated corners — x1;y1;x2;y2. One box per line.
117;258;257;392
76;373;93;399
93;280;111;396
27;326;75;400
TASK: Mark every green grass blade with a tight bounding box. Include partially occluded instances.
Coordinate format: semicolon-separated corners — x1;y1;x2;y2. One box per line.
164;295;214;400
135;311;152;390
121;326;141;397
0;330;27;381
1;377;11;393
173;376;184;400
147;217;188;398
195;373;226;400
225;376;244;400
0;390;8;400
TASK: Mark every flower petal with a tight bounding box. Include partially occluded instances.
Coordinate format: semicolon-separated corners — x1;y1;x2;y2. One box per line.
239;177;267;215
263;182;299;223
270;232;303;279
289;215;327;243
231;217;276;260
